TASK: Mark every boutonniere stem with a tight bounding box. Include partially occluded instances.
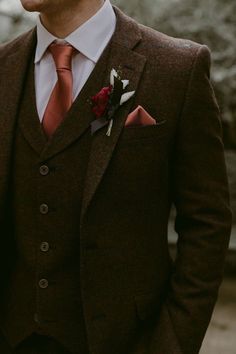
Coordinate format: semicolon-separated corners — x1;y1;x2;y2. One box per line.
106;119;114;137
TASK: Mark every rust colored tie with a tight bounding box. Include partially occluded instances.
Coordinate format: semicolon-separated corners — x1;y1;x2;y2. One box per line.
42;43;75;138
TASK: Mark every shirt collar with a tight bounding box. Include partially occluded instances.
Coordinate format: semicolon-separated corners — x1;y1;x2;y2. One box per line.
35;0;116;64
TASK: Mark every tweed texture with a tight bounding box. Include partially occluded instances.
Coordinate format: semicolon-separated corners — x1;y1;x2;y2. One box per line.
0;54;91;354
0;6;232;354
0;332;72;354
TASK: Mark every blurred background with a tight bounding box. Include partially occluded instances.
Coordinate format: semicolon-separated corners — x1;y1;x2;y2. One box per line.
0;0;235;353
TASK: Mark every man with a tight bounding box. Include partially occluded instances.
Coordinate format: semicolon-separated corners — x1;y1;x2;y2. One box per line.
0;0;232;353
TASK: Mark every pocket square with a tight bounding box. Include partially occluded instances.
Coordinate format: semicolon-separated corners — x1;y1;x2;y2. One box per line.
125;105;157;127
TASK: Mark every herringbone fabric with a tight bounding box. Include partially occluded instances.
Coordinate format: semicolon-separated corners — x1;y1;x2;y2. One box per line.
15;334;72;354
0;6;232;354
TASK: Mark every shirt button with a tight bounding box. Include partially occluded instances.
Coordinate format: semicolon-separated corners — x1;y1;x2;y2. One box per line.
40;242;50;252
39;165;49;176
39;279;49;289
39;204;49;215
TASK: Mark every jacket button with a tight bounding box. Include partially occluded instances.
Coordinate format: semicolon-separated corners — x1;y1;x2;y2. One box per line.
40;242;49;252
39;165;49;176
40;204;49;214
39;279;49;289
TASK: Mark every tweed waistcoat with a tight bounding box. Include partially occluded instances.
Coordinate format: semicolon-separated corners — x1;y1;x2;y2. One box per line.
0;54;91;354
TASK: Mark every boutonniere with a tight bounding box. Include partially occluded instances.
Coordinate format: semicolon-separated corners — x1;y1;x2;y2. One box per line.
90;69;135;136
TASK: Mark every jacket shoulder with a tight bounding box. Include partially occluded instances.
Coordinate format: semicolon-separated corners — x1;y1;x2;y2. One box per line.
142;24;201;48
136;23;211;75
0;28;36;58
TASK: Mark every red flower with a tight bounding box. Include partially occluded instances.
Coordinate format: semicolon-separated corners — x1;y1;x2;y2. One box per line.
91;85;112;118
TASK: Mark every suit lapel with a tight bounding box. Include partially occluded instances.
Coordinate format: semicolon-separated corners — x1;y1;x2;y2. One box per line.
40;39;113;161
81;8;146;221
0;10;146;225
0;29;36;218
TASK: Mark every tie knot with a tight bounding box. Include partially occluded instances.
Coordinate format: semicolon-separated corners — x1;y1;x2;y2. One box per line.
49;43;75;71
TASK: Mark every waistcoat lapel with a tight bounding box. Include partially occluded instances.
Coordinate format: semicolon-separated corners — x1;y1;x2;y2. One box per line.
0;29;36;221
19;52;48;156
81;7;146;221
18;30;113;161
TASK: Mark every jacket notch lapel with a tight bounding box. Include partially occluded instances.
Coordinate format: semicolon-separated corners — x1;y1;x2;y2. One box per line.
0;29;36;218
40;40;113;161
81;42;146;222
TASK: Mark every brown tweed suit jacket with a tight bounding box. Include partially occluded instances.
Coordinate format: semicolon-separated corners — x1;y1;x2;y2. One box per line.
0;6;232;354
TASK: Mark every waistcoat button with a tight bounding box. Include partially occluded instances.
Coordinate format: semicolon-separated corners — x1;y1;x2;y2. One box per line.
40;242;50;252
39;165;49;176
39;278;49;289
40;204;49;214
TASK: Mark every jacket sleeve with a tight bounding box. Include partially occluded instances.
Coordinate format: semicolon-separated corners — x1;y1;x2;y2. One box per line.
131;45;232;354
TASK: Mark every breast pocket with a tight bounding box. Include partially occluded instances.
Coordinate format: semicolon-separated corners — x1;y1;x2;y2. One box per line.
119;120;167;146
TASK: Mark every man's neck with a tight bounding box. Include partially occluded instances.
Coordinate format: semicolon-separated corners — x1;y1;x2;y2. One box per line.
40;0;105;38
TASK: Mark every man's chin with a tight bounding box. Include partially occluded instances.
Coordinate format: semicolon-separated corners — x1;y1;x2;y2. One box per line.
20;0;45;12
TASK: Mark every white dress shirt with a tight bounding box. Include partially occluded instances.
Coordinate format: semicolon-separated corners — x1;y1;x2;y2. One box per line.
35;0;116;121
